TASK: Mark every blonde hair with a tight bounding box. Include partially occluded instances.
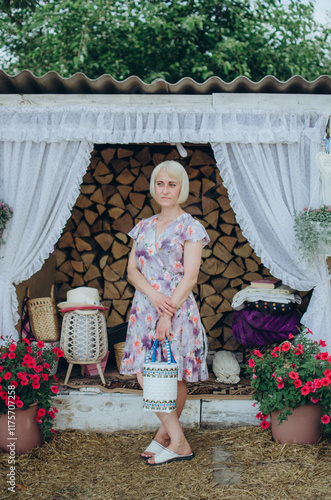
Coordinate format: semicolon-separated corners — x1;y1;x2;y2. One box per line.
150;161;189;204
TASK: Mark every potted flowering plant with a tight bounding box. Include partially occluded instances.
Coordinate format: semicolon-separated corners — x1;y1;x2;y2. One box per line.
245;326;331;440
0;336;64;441
293;205;331;262
0;199;13;245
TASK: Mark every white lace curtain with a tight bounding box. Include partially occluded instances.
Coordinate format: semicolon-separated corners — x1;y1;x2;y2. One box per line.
0;106;328;344
0;139;93;341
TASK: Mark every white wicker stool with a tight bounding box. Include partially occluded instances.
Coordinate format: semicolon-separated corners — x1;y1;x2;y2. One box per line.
60;310;108;385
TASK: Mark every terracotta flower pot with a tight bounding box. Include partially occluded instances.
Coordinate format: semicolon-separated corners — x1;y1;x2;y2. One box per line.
0;403;44;455
271;404;324;444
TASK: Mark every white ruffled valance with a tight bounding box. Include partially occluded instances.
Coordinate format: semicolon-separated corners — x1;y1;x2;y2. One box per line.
0;106;327;144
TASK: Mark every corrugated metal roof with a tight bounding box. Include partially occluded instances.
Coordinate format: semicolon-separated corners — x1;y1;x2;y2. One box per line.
0;70;331;94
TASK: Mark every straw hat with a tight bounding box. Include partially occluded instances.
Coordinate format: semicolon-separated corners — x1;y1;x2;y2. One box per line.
57;287;108;311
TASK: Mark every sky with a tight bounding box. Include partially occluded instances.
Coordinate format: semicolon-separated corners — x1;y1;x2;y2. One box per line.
281;0;330;24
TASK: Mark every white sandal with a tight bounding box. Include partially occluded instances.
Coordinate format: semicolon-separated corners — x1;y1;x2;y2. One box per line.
146;447;195;466
141;440;166;459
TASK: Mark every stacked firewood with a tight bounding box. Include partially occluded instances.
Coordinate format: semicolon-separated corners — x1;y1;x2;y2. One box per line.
55;144;310;351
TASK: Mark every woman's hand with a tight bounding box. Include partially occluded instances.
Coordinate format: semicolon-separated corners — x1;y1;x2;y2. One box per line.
155;315;172;342
148;289;177;317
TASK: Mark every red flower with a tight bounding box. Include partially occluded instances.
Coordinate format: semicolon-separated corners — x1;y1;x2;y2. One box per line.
311;397;320;404
0;367;3;373
20;379;28;386
42;373;49;381
50;428;56;434
32;382;40;389
320;352;329;360
321;415;330;424
321;378;330;386
16;400;23;408
288;334;295;339
23;338;30;345
260;420;270;429
273;347;280;352
7;353;15;360
48;411;55;419
11;381;18;389
52;407;58;413
8;343;16;352
51;385;59;394
276;376;283;383
282;342;291;352
277;382;285;389
315;354;321;360
271;353;278;358
320;340;327;347
256;412;262;419
248;359;255;368
34;365;43;373
37;408;46;418
43;362;51;370
294;379;302;388
301;386;310;395
4;372;11;380
289;371;299;380
307;328;313;335
26;346;32;354
36;341;44;349
253;350;263;358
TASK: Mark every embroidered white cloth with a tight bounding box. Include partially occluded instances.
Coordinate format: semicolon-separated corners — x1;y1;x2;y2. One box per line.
231;285;302;311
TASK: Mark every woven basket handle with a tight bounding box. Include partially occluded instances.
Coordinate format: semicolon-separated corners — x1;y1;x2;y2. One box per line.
50;284;54;300
26;285;54;299
145;339;176;365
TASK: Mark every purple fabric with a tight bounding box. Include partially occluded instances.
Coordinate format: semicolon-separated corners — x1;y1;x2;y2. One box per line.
232;309;301;346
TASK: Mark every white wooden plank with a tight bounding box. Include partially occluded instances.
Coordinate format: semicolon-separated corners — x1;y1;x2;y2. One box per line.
52;391;200;432
201;399;259;428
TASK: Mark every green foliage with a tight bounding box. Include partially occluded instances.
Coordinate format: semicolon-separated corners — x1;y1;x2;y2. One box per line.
294;205;331;264
0;0;330;82
245;326;331;433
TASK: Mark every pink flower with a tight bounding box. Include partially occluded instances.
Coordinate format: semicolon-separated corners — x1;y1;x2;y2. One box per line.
23;338;30;345
260;420;270;429
321;415;330;424
32;382;40;389
37;408;46;418
3;372;11;380
282;342;291;352
293;379;302;388
253;350;263;358
43;362;51;370
288;334;295;339
311;397;320;404
51;385;59;394
301;386;310;395
320;352;329;360
289;371;299;380
271;353;278;358
16;400;23;408
277;381;284;389
20;379;28;386
36;341;44;349
320;340;327;347
42;373;49;381
7;353;15;360
8;343;16;352
276;376;283;383
248;359;255;368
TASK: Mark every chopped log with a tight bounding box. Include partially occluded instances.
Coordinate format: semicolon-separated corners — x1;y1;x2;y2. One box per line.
110;259;127;279
252;253;262;265
96;204;106;216
127;203;140;218
94;161;110;176
134;173;150;191
104;281;120;299
90;188;105;205
112;240;130;260
107;309;123;327
200;166;214;177
59;261;74;277
95;233;114;251
221;288;237;302
235;226;247;244
244;272;264;282
118;147;134;159
56;250;67;267
102;220;112;233
101;147;116;164
130;157;141;168
213;242;232;263
205;295;222;309
99;255;108;269
111;159;129;174
103;266;120;282
112;213;133;234
75;194;93;209
223;328;238;350
84;209;98;226
185;206;202;216
217;299;232;313
165;149;179;160
204;211;219;229
221;210;236;224
121;286;134;300
74;220;91;238
222;261;245;279
71;273;85;287
113;299;130;316
74;237;92;252
108;192;125;209
202;313;223;332
189;150;214;166
219;223;234;236
202;178;215;193
245;258;259;272
218;196;231;211
197;270;211;284
81;252;96;269
115;233;129;245
186;167;199;179
135;146;151;165
101;185;117;202
71;207;83;226
189;180;201;196
88;279;103;291
82;171;94;184
206;229;219;245
208;326;223;339
202;196;219;215
233;243;252;258
117;185;132;200
116;168;136;185
201;248;212;258
200;284;216;299
70;248;81;260
113;280;127;294
91;220;103;234
200;302;215;318
235;256;244;269
56;283;71;301
129;192;146;210
181;194;200;208
219;236;237;253
138;205;154;219
58;232;75;249
211;277;229;293
95;174;114;185
55;271;70;283
152;153;165;165
130;167;140;178
108;208;125;220
80;185;96;195
201;257;226;276
207;337;222;350
84;264;101;282
71;260;85;273
230;278;243;288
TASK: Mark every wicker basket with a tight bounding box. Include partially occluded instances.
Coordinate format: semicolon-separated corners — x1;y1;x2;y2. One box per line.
114;342;126;372
27;285;59;342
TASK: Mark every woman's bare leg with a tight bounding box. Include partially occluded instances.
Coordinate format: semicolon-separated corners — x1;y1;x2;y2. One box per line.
137;374;188;458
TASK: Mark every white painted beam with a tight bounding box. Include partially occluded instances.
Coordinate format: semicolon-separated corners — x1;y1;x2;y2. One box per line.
200;399;259;429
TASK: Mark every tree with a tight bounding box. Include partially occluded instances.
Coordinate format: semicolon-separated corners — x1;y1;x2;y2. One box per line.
0;0;330;83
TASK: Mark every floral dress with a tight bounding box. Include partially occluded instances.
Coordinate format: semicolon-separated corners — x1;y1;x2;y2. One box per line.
120;212;210;382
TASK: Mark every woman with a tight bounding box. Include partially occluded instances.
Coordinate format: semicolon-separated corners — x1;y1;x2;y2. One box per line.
120;160;210;466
